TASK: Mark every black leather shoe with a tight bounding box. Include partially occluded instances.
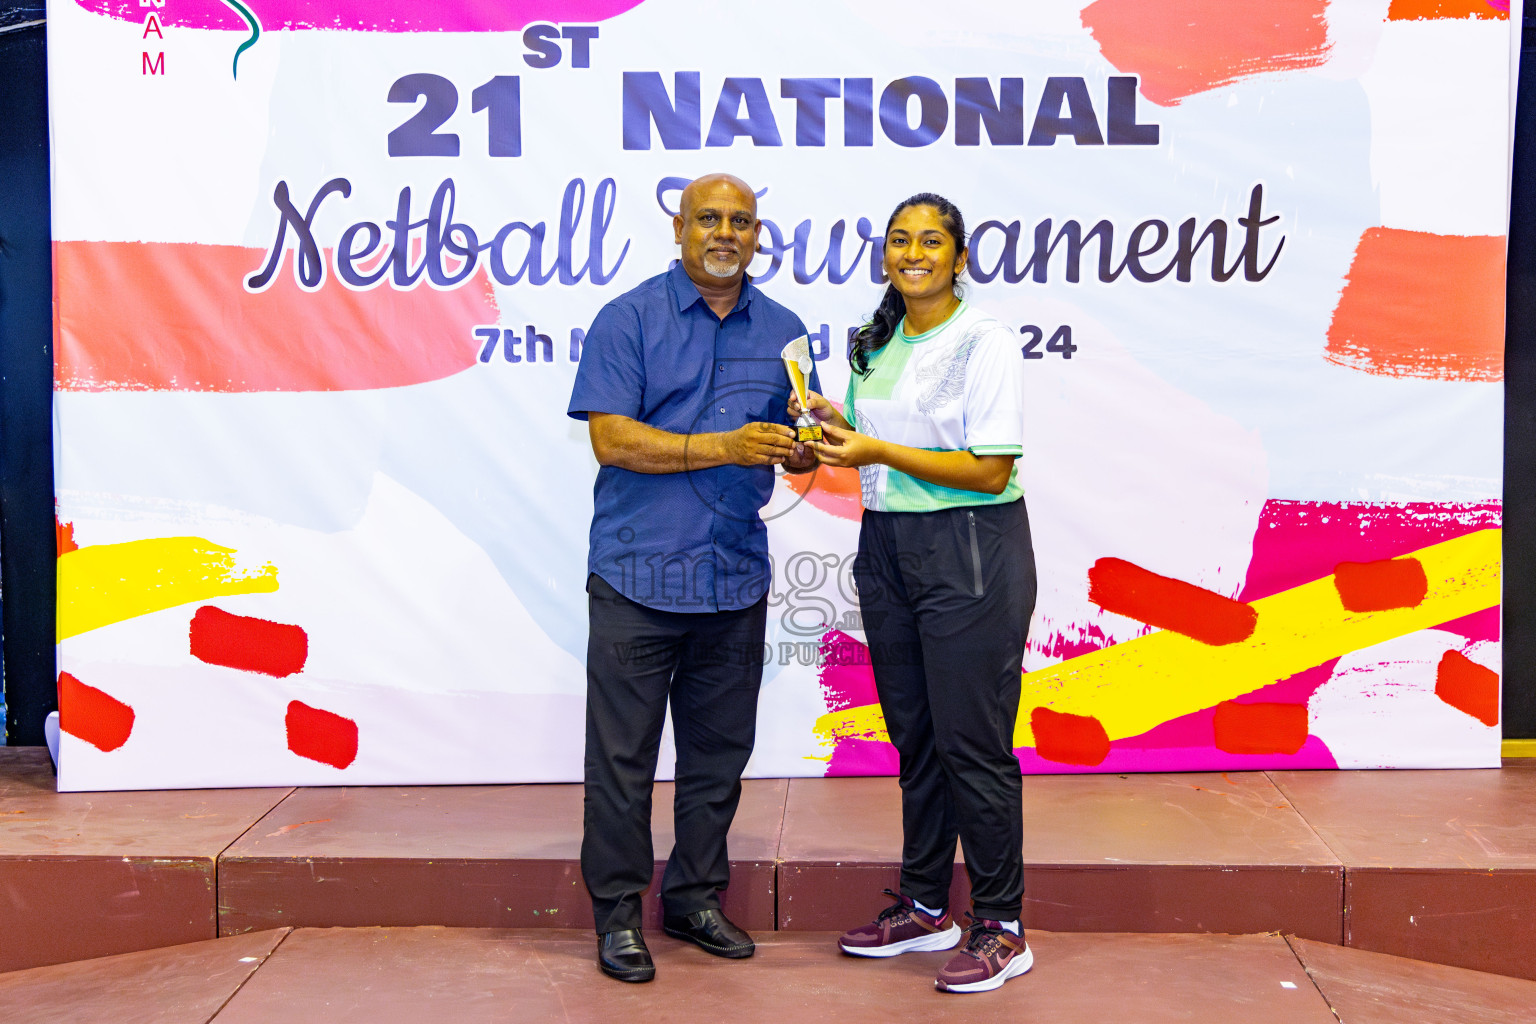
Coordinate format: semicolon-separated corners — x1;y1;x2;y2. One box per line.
662;908;755;958
597;928;655;982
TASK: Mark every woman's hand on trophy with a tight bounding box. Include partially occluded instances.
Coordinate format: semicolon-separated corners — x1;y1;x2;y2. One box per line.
809;421;884;469
789;389;850;431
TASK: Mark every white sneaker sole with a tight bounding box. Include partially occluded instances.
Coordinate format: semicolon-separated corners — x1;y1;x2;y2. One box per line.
840;923;963;958
936;944;1034;993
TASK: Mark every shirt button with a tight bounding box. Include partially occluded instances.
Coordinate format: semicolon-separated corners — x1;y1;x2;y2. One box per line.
718;365;725;372
719;407;726;414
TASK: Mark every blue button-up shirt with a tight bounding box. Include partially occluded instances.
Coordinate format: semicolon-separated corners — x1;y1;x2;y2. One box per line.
568;263;818;612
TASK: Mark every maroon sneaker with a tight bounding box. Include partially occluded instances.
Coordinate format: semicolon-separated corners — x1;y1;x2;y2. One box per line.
934;916;1033;993
838;889;962;957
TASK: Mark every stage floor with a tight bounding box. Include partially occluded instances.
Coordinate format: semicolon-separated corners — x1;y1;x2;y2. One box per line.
3;747;1535;982
3;925;1534;1024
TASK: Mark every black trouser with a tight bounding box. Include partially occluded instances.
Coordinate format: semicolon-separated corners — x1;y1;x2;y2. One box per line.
581;573;767;934
854;499;1036;921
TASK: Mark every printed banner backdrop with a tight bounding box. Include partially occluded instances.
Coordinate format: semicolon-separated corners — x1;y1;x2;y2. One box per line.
49;0;1509;790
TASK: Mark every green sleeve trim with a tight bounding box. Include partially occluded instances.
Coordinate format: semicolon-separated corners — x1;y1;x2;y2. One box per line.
969;444;1023;456
883;465;1025;512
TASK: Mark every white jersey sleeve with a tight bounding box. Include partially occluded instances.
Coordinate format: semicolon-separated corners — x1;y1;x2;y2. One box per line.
962;319;1025;456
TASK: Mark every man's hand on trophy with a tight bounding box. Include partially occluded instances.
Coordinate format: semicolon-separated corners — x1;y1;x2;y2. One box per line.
784;440;817;473
719;422;797;466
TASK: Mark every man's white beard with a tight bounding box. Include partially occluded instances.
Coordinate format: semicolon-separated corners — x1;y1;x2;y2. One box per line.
703;255;741;278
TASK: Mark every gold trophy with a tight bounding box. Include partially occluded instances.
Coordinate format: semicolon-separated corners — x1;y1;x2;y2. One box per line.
781;335;822;442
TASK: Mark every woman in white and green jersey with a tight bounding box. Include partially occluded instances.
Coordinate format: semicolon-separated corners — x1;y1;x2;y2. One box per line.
794;193;1037;995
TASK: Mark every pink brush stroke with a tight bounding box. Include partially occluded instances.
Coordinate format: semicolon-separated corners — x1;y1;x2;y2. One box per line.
1014;734;1338;774
817;630;900;777
75;0;646;32
1238;499;1501;602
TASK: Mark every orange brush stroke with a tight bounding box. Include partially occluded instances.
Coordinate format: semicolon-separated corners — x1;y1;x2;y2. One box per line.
1081;0;1330;107
1388;0;1507;20
1326;229;1505;382
785;463;864;520
54;241;492;392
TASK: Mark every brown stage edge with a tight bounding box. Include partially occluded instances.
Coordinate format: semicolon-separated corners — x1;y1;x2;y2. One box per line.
0;928;290;1024
1288;935;1536;1024
1270;766;1536;980
0;748;292;973
217;779;786;935
778;774;1343;940
211;927;1339;1024
776;776;967;931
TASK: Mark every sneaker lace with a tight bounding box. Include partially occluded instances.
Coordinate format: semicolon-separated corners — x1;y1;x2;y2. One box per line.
961;916;1005;957
874;889;914;924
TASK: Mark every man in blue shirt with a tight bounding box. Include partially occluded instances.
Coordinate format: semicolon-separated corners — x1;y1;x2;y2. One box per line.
567;173;818;983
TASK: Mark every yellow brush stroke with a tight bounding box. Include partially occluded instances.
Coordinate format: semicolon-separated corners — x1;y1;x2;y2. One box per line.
811;529;1501;751
812;702;888;751
58;536;279;640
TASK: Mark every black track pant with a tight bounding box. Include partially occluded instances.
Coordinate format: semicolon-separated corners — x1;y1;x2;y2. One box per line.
580;573;767;934
854;499;1036;921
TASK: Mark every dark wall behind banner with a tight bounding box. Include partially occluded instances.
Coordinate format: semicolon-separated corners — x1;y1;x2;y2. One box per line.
0;8;1532;744
0;3;55;745
1505;19;1536;743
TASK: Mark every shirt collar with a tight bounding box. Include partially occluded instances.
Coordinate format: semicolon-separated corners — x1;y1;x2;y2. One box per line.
668;261;754;318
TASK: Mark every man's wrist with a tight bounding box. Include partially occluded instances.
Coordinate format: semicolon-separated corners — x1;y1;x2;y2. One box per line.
696;430;727;468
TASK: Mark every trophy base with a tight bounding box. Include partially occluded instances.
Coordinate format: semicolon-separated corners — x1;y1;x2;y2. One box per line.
797;423;823;443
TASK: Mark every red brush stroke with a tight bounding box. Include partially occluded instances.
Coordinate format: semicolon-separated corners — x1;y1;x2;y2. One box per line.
73;0;648;32
1088;557;1257;645
1326;229;1505;382
1388;0;1508;19
1212;701;1308;755
56;516;78;555
58;672;136;752
1031;707;1111;766
1332;557;1429;612
55;241;490;393
1081;0;1330;107
189;606;309;678
285;701;359;769
1435;649;1500;726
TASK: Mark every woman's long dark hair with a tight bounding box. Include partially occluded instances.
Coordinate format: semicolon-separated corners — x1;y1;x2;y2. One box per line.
850;192;968;377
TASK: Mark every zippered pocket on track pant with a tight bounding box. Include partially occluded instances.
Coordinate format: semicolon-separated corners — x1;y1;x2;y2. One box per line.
966;510;984;597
